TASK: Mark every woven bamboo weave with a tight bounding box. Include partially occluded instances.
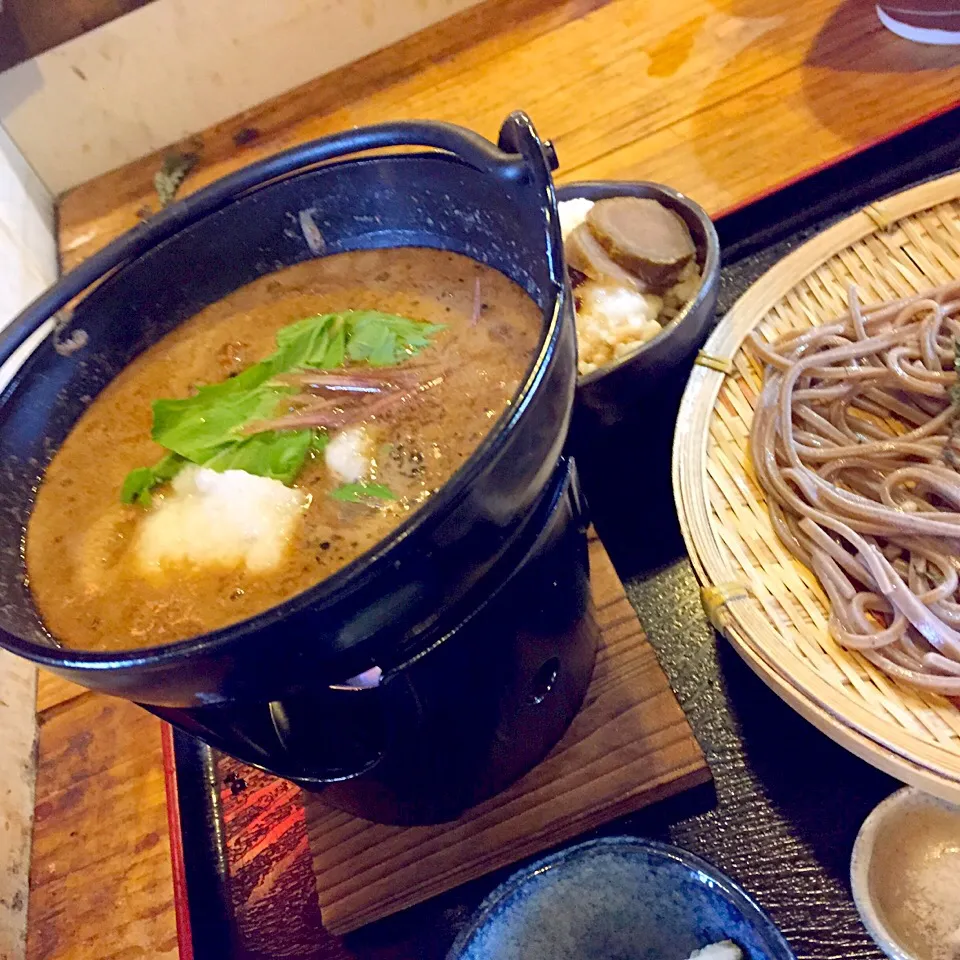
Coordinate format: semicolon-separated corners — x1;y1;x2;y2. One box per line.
674;171;960;801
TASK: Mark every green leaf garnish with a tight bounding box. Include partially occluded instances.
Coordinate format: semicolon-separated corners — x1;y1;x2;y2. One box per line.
346;312;446;367
121;311;442;505
275;314;345;370
120;468;159;507
329;482;397;504
151;381;285;463
204;430;315;484
120;452;187;507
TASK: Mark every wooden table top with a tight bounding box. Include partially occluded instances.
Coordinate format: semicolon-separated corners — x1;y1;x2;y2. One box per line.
31;0;960;956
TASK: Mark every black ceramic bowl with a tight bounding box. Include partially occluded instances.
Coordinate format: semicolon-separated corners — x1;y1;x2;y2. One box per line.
556;181;720;431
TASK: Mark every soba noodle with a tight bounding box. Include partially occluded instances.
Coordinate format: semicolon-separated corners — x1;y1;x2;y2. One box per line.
749;280;960;697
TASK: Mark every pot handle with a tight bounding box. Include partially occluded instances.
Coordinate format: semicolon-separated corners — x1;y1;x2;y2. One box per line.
0;112;560;369
497;111;565;290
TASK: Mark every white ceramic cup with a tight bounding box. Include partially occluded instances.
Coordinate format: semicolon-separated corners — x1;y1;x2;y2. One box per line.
851;786;960;960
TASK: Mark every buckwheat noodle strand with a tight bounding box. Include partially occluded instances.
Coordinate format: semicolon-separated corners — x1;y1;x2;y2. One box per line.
749;281;960;697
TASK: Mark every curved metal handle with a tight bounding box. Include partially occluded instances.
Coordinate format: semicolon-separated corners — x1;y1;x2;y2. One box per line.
498;111;565;291
0;113;557;370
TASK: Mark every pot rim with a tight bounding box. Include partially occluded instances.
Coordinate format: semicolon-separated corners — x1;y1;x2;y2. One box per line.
0;122;568;671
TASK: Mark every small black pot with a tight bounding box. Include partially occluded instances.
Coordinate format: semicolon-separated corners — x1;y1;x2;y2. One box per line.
557;181;721;433
556;181;721;574
0;113;597;822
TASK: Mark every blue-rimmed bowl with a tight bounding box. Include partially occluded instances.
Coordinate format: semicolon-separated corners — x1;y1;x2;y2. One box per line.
447;837;796;960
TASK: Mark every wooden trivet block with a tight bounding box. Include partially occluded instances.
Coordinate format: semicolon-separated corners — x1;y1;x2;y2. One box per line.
305;533;710;935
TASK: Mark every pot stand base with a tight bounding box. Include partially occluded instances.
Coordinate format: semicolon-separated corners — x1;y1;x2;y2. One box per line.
304;531;711;935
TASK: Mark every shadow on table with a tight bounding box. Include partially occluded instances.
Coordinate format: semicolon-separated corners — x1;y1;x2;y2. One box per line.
801;0;960;147
621;552;895;958
716;640;896;877
806;0;960;75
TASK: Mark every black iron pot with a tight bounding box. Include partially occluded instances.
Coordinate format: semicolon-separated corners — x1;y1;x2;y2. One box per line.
0;112;597;822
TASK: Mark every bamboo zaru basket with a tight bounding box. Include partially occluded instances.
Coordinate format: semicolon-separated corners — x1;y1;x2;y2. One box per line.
674;172;960;801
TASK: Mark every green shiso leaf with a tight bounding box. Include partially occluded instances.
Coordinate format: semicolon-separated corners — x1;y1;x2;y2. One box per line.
121;311;442;504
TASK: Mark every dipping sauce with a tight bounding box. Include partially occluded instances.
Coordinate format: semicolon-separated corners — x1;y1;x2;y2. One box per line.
854;788;960;960
26;249;541;651
869;801;960;960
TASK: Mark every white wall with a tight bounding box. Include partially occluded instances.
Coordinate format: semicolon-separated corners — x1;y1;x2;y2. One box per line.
0;0;484;196
0;126;50;960
0;127;56;317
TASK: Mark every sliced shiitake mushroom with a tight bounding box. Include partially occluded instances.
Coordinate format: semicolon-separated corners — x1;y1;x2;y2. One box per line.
586;197;696;292
565;222;647;292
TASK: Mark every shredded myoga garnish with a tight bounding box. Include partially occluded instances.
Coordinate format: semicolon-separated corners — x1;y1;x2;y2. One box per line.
749;280;960;697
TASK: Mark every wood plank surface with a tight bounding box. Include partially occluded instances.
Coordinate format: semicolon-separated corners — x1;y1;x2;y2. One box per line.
306;536;710;935
27;696;176;960
35;674;89;715
58;0;960;271
32;0;960;956
0;654;37;960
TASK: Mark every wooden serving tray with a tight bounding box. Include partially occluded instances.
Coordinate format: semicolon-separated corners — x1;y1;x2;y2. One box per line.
304;532;710;935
